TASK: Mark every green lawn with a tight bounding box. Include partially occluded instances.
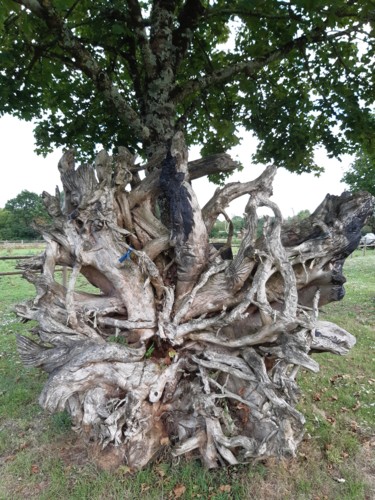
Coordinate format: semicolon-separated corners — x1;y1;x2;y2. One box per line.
0;248;374;499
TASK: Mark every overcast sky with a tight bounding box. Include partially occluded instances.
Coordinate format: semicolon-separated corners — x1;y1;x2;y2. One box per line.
0;114;352;217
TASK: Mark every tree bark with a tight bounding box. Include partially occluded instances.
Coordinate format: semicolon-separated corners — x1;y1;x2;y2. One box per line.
14;138;374;470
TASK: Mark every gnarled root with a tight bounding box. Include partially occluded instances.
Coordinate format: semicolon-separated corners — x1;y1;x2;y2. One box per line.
14;144;374;470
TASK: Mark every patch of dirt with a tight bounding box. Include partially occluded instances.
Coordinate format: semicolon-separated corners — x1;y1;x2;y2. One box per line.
50;434;90;468
355;437;375;498
90;443;126;471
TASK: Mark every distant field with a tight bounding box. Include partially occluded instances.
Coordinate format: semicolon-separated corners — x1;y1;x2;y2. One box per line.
0;247;374;499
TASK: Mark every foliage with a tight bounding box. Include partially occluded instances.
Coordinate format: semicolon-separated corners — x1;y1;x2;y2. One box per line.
342;151;375;196
0;1;374;172
232;215;246;234
209;218;230;238
342;152;375;232
285;209;311;225
209;214;265;238
0;190;51;240
0;208;13;240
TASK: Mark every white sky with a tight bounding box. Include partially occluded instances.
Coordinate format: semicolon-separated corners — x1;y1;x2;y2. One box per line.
0;114;352;217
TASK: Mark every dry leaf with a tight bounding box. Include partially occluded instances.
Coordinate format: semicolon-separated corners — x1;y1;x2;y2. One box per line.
219;485;231;493
31;464;40;474
330;375;342;384
350;420;359;432
326;416;336;425
155;466;167;477
116;465;132;476
160;436;170;446
174;484;186;498
352;400;361;411
313;393;321;401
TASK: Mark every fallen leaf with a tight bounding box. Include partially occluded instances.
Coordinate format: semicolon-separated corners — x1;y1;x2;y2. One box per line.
31;464;40;474
174;484;186;498
116;465;132;476
219;485;231;493
326;416;336;425
352;400;361;411
160;436;170;446
330;375;342;384
155;466;167;477
328;395;338;401
313;393;321;401
350;420;359;432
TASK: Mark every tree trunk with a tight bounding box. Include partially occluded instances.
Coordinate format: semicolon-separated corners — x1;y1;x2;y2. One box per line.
14;135;373;470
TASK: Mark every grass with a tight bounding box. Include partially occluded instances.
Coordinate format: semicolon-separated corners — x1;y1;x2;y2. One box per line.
0;247;374;499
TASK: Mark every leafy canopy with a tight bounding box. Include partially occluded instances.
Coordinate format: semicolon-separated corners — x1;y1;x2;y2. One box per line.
0;0;374;172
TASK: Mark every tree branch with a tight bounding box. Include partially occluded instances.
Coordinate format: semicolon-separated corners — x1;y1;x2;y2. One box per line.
202;165;277;234
171;24;365;105
128;153;239;209
125;0;155;78
12;0;148;141
172;0;206;68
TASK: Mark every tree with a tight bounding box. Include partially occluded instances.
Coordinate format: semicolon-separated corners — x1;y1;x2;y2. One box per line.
0;208;13;240
2;1;374;470
285;209;311;226
3;190;51;240
342;151;375;196
342;152;375;233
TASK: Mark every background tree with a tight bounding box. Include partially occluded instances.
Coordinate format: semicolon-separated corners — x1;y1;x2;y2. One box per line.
342;151;375;197
285;209;311;226
3;190;51;240
1;1;374;470
342;152;375;233
0;208;13;240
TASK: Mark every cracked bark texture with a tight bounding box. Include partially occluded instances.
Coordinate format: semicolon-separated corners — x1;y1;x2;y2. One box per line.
14;134;373;470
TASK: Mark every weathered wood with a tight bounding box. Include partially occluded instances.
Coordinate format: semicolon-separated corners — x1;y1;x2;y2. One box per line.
13;141;374;471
